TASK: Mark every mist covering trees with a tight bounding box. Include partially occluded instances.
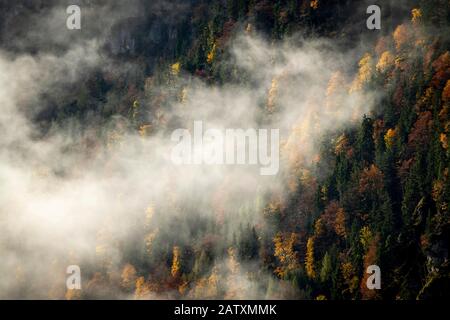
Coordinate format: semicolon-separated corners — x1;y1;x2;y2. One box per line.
1;0;449;300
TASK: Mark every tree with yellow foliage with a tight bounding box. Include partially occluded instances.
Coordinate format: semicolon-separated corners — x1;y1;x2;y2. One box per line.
95;226;114;270
376;51;394;73
267;77;278;113
326;71;346;98
326;71;347;110
350;53;373;92
171;246;181;278
121;263;137;292
138;124;152;137
65;289;81;300
190;266;221;299
207;266;221;298
245;23;253;35
359;226;373;250
393;24;410;51
305;237;316;279
341;261;359;295
334;134;349;155
135;276;151;299
171;62;181;76
384;128;397;150
207;43;217;64
411;8;422;25
314;217;324;237
144;230;158;257
273;232;299;278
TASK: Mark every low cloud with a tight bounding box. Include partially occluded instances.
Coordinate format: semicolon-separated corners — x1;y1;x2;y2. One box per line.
0;2;381;299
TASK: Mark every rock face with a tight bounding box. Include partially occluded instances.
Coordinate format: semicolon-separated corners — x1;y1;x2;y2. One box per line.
102;0;198;60
107;18;140;56
0;0;193;59
105;13;187;62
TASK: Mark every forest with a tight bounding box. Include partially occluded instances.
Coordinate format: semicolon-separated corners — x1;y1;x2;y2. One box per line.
0;0;448;300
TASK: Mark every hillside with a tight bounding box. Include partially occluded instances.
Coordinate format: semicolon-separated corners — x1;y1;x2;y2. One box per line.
0;0;448;300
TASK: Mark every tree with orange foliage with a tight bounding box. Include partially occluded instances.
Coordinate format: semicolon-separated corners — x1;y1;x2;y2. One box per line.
408;111;432;149
359;165;384;194
273;232;299;278
384;128;397;150
121;263;137;292
310;0;319;10
334;134;349;155
440;133;448;149
65;288;81;300
207;43;217;64
335;208;347;238
431;52;450;88
432;180;445;202
443;80;450;102
135;276;151;299
374;36;388;56
360;236;380;299
319;201;341;234
393;24;410;51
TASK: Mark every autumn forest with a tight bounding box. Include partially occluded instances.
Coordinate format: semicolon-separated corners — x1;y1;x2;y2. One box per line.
0;0;449;300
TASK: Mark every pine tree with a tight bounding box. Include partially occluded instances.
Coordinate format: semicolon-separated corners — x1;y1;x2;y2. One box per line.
356;115;375;166
320;252;332;283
